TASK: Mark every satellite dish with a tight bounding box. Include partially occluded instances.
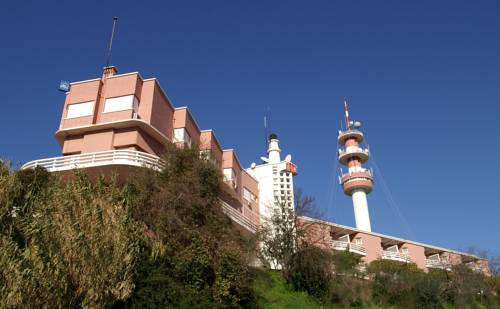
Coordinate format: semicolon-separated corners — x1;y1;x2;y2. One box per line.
58;80;70;92
250;162;256;168
284;154;292;162
354;121;362;128
260;156;269;163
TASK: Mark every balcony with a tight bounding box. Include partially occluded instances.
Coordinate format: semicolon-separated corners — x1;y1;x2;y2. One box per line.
338;129;364;145
331;240;366;256
21;150;163;172
338;146;369;165
219;199;257;233
466;261;482;273
425;259;452;270
340;169;373;195
382;250;411;263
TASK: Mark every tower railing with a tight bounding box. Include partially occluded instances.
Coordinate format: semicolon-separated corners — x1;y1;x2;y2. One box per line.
338;146;369;157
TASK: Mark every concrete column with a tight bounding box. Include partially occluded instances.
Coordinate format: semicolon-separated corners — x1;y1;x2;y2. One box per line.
352;190;371;232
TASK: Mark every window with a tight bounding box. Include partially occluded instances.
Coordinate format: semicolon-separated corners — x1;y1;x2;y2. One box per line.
173;128;192;147
103;95;138;113
401;248;409;255
223;168;235;181
355;238;363;245
66;101;94;118
243;188;251;201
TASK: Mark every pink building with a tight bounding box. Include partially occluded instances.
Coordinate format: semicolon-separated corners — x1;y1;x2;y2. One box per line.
22;67;489;275
23;66;260;233
299;217;490;274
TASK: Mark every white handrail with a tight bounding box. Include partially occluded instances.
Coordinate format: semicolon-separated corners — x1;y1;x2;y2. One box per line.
219;199;257;233
331;240;366;255
382;250;411;262
425;258;451;269
338;147;369;156
22;150;163;171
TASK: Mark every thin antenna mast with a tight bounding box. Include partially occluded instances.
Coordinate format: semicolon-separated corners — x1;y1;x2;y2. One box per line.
264;106;271;154
264;113;267;154
344;96;351;130
105;16;118;68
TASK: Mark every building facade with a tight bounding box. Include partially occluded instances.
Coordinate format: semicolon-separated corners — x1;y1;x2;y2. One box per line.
23;67;489;274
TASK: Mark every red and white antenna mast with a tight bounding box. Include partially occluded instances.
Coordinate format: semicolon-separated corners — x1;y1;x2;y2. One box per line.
344;96;351;130
337;98;374;232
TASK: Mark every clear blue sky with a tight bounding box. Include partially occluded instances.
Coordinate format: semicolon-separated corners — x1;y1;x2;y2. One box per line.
1;0;499;254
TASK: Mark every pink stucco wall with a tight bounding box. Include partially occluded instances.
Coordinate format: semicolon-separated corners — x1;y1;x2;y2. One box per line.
354;233;382;264
58;70;173;156
173;108;201;146
200;130;223;170
442;252;462;265
297;219;332;249
401;243;426;270
81;130;114;153
241;170;260;225
147;80;174;139
222;150;243;198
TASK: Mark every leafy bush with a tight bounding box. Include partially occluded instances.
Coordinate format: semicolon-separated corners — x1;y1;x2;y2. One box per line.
0;168;144;308
0;145;257;308
288;246;333;299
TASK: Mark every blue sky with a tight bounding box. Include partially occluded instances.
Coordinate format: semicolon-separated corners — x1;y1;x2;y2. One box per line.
1;0;499;254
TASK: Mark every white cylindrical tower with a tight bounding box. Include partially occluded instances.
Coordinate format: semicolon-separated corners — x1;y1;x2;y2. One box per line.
338;99;374;232
352;190;371;231
267;133;281;164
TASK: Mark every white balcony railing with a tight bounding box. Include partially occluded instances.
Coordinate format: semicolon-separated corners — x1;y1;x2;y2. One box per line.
338;146;370;165
219;199;257;233
338;147;369;157
21;150;163;172
331;240;366;255
382;250;411;262
425;259;451;270
466;261;482;273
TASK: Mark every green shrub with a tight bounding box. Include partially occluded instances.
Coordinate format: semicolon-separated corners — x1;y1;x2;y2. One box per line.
289;246;333;299
0;145;257;308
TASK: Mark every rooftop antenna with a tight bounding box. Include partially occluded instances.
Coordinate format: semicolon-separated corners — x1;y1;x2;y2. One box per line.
264;106;271;154
105;16;118;68
344;96;351;130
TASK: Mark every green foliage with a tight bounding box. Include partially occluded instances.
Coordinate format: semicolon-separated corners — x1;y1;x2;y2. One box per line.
332;250;362;275
0;145;256;308
289;246;333;299
253;269;327;309
124;145;255;308
0;168;144;308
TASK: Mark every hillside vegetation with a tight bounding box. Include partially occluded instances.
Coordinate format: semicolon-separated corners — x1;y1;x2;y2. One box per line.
0;146;498;308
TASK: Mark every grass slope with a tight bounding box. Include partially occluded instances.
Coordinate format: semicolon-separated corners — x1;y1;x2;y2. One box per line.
253;270;329;309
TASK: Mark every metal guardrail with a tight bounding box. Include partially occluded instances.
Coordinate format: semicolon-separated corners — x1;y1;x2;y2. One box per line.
425;259;451;269
21;150;163;172
338;147;369;156
332;240;367;255
219;199;258;233
466;262;482;273
382;251;411;262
